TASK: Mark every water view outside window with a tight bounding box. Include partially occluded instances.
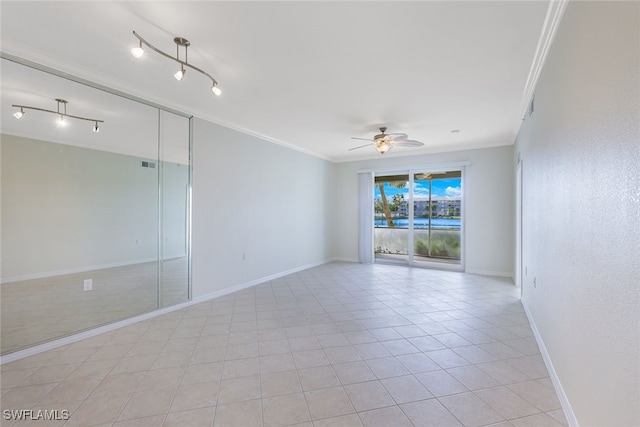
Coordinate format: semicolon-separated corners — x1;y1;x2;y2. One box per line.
374;171;462;265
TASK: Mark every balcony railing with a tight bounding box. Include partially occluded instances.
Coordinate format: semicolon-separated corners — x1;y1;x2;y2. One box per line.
374;227;461;260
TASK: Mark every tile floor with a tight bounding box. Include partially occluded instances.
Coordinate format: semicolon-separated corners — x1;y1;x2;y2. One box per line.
0;262;568;426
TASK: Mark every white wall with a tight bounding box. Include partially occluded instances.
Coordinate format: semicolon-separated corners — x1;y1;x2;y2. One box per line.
515;2;639;425
332;145;514;276
191;119;335;298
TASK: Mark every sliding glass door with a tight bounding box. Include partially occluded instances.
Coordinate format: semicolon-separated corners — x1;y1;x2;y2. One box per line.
374;169;463;269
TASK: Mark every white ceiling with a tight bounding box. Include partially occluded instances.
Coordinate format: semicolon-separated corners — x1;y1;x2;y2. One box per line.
1;1;550;162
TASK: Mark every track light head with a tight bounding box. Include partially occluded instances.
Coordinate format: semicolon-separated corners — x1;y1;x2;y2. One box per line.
131;39;144;58
174;66;186;81
57;115;67;127
211;84;221;96
131;47;144;58
92;122;100;133
13;108;25;119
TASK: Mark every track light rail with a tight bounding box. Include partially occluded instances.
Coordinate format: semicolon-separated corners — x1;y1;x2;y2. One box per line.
12;98;103;132
132;31;220;92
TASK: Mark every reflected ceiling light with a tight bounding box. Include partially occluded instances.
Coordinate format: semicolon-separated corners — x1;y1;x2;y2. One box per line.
131;31;221;96
11;98;104;132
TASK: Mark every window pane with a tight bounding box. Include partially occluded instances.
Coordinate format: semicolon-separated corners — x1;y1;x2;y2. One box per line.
374;175;409;262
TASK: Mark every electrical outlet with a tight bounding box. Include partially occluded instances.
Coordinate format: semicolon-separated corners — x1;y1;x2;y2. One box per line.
83;279;92;291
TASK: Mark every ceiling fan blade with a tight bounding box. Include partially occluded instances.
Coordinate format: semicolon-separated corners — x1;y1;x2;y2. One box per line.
351;137;374;141
386;133;408;140
348;143;372;151
393;139;424;147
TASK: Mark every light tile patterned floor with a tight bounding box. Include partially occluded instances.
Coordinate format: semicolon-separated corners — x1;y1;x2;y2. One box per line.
0;262;568;426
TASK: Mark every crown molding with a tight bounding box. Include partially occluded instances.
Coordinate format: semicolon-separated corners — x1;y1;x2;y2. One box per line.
519;0;570;120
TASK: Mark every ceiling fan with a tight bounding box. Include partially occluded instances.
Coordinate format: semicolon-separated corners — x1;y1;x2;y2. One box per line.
350;127;424;154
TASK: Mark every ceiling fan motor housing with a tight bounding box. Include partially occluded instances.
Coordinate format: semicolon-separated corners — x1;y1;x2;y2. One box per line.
373;127;388;140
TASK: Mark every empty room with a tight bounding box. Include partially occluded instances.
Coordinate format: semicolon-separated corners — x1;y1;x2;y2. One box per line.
0;1;638;426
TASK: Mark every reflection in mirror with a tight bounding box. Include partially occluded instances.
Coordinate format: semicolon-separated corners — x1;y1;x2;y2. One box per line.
0;58;191;354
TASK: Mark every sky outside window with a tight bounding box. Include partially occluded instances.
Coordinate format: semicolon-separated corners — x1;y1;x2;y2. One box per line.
374;178;461;199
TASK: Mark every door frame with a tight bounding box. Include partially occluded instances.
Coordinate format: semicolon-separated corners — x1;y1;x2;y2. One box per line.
516;158;523;291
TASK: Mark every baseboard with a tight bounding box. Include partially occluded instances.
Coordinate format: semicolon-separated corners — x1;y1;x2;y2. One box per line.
1;255;186;284
329;257;360;263
465;268;513;278
191;258;332;303
0;258;332;364
522;300;579;427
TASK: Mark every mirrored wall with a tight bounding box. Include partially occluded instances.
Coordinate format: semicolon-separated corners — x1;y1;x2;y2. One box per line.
0;57;191;355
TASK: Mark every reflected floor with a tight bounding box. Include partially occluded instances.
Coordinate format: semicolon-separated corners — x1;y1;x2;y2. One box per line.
1;258;188;354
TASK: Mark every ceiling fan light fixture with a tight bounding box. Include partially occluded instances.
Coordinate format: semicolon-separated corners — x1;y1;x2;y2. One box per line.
349;127;422;154
375;140;392;154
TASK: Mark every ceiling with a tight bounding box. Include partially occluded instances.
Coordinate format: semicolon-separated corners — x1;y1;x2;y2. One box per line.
1;1;550;162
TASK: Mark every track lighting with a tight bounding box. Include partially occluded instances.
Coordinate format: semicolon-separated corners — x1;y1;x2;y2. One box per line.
12;98;104;133
131;31;221;96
